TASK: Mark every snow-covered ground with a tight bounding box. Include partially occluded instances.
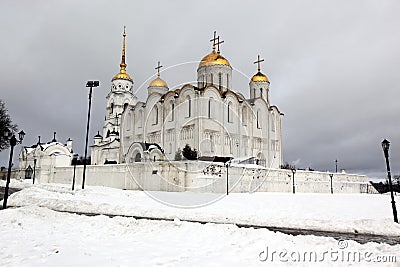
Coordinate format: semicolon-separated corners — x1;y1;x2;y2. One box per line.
1;180;400;266
0;206;399;266
5;181;400;236
0;178;33;189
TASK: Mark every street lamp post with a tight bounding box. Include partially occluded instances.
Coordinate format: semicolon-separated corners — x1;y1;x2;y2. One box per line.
291;167;296;194
33;158;37;184
71;154;78;190
2;129;25;209
225;159;231;195
82;80;99;189
335;159;338;173
381;139;398;223
329;173;334;194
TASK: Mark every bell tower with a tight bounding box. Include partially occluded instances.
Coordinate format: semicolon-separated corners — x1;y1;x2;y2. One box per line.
103;26;137;139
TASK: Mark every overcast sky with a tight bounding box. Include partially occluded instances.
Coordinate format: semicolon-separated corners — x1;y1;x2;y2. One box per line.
1;0;399;179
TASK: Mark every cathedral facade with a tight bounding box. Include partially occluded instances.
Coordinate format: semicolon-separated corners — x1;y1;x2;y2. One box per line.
91;30;283;168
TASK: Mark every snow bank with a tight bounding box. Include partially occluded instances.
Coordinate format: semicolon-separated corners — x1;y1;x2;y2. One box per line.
7;183;400;236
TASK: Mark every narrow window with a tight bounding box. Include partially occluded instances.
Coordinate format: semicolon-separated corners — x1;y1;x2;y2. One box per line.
126;113;132;131
170;101;174;121
208;98;212;118
154;106;159;125
242;106;247;126
257;110;261;129
187;96;191;117
138;110;143;128
227;102;232;122
110;103;114;115
271;113;275;132
210;74;213;85
226;74;229;89
218;73;222;90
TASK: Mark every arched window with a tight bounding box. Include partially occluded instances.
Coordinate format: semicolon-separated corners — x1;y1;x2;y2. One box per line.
138;110;143;128
271;113;275;132
153;105;159;125
260;88;263;97
218;73;222;90
169;101;174;121
226;74;229;89
135;153;141;162
227;102;232;123
110;103;114;115
257;110;261;129
210;73;213;85
187;96;191;117
208;98;212;118
242;106;247;126
126;113;132;131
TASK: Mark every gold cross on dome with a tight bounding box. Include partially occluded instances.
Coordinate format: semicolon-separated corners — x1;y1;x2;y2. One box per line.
253;54;264;72
216;36;224;54
155;61;163;77
210;31;218;51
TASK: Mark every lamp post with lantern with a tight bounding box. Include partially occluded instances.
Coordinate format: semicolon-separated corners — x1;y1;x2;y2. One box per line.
2;129;25;209
381;139;398;223
291;167;296;194
82;80;99;189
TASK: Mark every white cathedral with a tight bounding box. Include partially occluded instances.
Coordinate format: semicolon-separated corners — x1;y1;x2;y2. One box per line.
91;29;283;168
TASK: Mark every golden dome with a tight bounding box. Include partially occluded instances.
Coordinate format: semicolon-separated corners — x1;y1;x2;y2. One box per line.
199;50;231;68
149;77;168;88
113;71;132;81
251;71;269;83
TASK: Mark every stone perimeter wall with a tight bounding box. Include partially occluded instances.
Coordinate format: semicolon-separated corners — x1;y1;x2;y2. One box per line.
14;161;377;194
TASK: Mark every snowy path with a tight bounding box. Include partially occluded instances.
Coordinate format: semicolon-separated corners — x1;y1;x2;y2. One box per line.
15;205;399;245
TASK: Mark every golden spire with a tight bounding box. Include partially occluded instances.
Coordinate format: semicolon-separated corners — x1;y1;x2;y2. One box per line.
112;26;132;81
120;26;127;73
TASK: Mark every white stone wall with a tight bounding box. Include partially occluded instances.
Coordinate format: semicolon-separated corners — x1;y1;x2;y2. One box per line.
40;161;377;194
